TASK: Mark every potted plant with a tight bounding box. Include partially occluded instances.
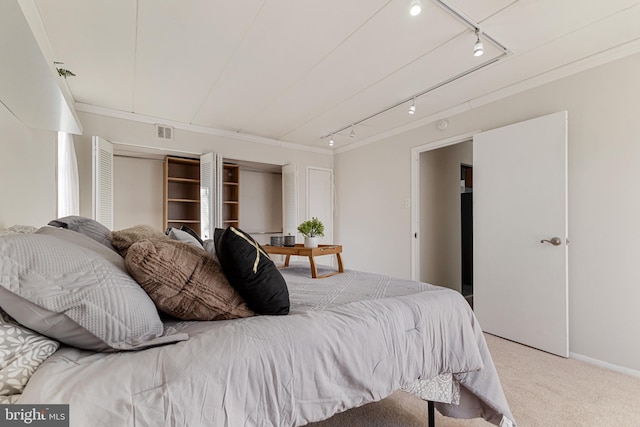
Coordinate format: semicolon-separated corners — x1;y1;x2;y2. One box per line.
297;217;325;248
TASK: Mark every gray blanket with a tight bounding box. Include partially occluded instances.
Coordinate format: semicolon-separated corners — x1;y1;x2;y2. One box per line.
18;264;515;426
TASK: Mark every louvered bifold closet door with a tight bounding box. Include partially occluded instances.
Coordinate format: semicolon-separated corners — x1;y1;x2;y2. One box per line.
200;152;223;240
92;136;113;230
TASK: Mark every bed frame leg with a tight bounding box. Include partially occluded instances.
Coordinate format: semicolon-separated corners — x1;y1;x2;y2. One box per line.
427;400;435;427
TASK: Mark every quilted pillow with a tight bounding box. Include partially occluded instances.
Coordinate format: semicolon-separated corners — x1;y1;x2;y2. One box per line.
125;239;254;321
0;225;37;237
0;309;59;404
215;227;290;315
48;215;116;251
111;224;167;257
0;230;188;352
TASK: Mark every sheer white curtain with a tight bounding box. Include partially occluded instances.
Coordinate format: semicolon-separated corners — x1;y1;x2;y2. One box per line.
57;132;79;216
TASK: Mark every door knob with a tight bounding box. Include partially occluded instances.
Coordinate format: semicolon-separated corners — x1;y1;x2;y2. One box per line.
540;237;562;246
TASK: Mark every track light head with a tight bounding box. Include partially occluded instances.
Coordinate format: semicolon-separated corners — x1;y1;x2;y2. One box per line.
329;135;335;147
349;126;355;138
408;98;416;115
473;39;484;56
473;29;484;57
409;0;422;16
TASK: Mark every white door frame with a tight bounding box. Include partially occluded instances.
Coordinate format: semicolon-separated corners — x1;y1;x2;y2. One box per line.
410;131;480;281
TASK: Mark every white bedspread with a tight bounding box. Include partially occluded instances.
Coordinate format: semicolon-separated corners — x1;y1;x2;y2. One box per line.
17;264;515;426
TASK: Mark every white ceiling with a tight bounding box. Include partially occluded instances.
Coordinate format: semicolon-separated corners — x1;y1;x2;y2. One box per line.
30;0;640;150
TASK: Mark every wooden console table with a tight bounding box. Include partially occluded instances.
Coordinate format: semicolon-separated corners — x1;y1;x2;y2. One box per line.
264;244;344;278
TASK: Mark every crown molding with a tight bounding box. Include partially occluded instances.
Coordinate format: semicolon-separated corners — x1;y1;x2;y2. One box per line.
74;103;333;156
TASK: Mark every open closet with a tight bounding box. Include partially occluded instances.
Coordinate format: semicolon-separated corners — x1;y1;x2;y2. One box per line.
94;138;293;243
163;155;286;245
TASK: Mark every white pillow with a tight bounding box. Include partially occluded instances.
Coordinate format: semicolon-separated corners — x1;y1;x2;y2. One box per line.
0;310;59;403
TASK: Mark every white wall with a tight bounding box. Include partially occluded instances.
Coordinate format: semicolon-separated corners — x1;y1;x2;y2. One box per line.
335;52;640;374
0;104;57;228
113;156;164;231
419;141;472;292
240;169;282;246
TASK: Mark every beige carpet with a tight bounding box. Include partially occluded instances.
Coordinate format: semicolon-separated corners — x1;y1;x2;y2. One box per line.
308;334;640;427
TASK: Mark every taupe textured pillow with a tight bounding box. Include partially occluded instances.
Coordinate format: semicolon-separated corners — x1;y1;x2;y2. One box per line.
111;225;167;257
125;239;254;321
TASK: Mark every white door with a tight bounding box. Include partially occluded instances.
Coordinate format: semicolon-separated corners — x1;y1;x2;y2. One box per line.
92;136;113;230
307;167;334;265
473;111;568;357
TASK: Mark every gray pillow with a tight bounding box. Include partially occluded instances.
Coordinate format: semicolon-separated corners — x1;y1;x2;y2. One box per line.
0;229;188;352
166;227;204;249
48;215;116;252
203;239;218;261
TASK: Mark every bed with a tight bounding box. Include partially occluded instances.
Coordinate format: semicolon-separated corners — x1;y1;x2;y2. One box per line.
0;219;515;427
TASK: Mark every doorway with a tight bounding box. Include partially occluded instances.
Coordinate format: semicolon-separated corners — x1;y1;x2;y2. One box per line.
411;112;568;357
460;164;473;307
415;139;473;296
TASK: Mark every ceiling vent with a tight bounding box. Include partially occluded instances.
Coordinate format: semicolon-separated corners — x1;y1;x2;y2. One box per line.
155;124;174;140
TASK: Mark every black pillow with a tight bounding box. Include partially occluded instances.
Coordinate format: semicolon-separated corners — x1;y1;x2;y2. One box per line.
213;228;225;253
215;227;289;315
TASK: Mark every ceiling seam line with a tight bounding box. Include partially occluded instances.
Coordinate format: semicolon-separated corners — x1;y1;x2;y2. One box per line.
188;0;269;125
132;0;139;113
278;30;468;140
243;0;395;131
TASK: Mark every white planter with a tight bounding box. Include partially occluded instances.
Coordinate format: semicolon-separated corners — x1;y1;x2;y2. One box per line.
304;237;319;248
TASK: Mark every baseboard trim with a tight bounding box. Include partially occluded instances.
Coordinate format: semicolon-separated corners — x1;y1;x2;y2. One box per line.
569;352;640;378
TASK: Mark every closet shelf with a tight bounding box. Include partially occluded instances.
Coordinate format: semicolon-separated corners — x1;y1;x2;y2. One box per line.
168;198;200;203
168;177;200;184
164;156;201;235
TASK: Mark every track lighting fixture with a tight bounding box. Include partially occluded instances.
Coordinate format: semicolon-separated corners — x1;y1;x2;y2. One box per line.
408;98;416;115
473;29;484;57
320;2;512;146
409;0;422;16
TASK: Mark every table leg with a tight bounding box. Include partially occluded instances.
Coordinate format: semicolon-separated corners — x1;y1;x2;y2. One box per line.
336;253;344;273
308;256;318;278
284;254;291;267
